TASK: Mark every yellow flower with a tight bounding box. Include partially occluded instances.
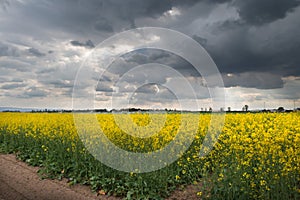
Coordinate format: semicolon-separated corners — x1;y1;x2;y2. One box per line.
197;191;202;196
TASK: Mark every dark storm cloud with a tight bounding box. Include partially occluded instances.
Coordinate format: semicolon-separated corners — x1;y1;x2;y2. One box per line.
102;0;171;26
223;73;284;89
0;0;224;36
233;0;300;25
0;0;170;35
1;0;300;109
28;48;46;57
2;1;299;82
197;3;300;83
0;0;112;37
120;49;199;77
192;35;208;47
100;0;229;28
94;18;114;32
70;40;95;48
3;0;299;36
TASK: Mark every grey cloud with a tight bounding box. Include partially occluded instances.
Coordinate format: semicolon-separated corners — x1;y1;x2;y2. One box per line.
96;81;113;92
99;74;112;82
3;0;196;34
0;78;6;83
212;19;244;32
1;83;27;89
70;40;95;48
1;0;300;109
254;95;265;101
37;67;58;74
94;18;113;32
60;88;73;98
119;49;199;77
95;94;110;101
116;82;136;93
0;0;9;10
23;87;48;98
36;63;79;84
198;6;300;78
46;0;223;30
272;77;300;100
0;59;31;72
0;77;24;83
136;86;183;104
11;78;24;82
165;77;210;99
123;53;148;64
173;0;230;5
135;83;159;94
204;29;261;74
102;0;172;27
0;42;20;57
233;0;300;25
192;35;208;47
46;80;73;88
223;72;284;89
28;48;46;57
123;50;171;63
130;85;176;104
105;57;134;76
117;69;168;87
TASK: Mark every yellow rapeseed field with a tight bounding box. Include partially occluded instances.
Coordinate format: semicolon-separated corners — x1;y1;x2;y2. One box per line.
0;112;299;199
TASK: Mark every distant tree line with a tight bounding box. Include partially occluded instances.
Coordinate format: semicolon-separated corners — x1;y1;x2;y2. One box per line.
1;105;300;113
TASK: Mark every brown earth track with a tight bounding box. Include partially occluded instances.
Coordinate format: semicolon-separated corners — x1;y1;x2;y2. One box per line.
0;154;200;200
0;154;118;200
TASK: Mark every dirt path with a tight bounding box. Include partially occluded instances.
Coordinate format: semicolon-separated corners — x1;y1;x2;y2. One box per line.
0;154;118;200
0;154;200;200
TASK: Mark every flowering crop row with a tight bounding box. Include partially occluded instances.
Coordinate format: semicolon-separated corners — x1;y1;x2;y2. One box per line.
0;112;299;199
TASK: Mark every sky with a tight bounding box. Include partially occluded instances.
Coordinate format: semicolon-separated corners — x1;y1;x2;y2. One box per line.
0;0;300;111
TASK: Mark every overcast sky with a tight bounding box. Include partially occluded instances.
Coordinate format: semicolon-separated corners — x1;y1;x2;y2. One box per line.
0;0;299;110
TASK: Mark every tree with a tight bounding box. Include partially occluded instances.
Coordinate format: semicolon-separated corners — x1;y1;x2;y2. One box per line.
277;107;284;112
227;107;231;112
244;105;249;112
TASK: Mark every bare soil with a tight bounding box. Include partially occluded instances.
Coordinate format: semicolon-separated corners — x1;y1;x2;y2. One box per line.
0;154;118;200
0;154;200;200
